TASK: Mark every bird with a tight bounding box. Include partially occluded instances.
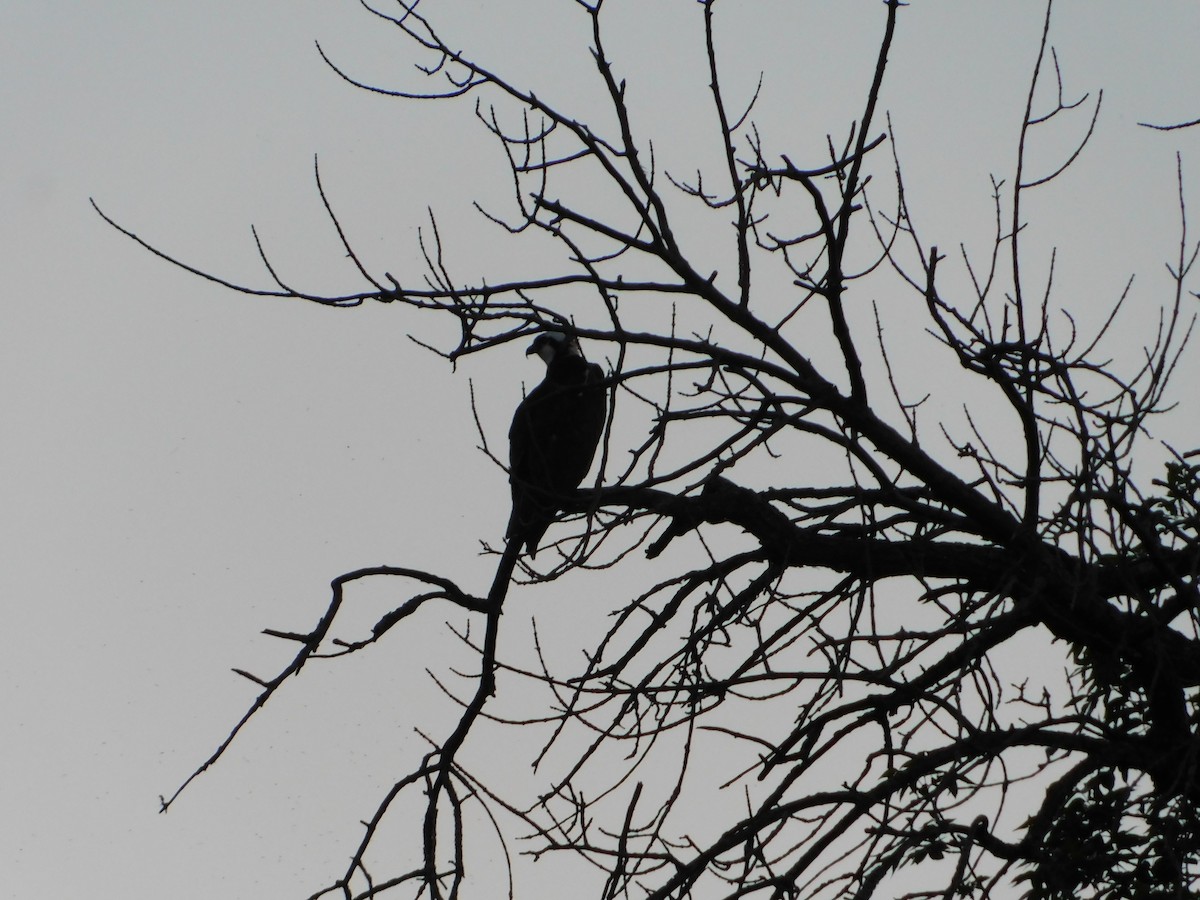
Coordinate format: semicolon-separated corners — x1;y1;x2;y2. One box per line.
506;331;607;556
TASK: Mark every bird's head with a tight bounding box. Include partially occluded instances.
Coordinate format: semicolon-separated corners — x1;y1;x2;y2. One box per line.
527;331;583;366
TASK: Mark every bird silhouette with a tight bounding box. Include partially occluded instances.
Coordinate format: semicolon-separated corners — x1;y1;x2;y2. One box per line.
506;331;607;555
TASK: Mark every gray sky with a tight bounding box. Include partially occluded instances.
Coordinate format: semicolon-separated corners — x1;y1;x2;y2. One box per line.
4;2;1200;897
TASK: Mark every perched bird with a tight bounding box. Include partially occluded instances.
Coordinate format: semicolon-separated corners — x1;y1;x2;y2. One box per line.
506;331;607;555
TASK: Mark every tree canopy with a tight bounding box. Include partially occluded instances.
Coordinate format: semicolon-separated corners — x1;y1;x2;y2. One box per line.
100;2;1200;898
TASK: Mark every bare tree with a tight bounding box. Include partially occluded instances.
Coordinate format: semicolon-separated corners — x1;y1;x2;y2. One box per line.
96;1;1200;898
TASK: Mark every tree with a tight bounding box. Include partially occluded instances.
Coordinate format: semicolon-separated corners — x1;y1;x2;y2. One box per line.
96;1;1200;897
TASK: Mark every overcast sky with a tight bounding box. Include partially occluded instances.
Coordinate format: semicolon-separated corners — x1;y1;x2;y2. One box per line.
4;2;1199;898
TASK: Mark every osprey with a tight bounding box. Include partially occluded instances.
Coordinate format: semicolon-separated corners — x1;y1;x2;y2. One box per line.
506;331;607;555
